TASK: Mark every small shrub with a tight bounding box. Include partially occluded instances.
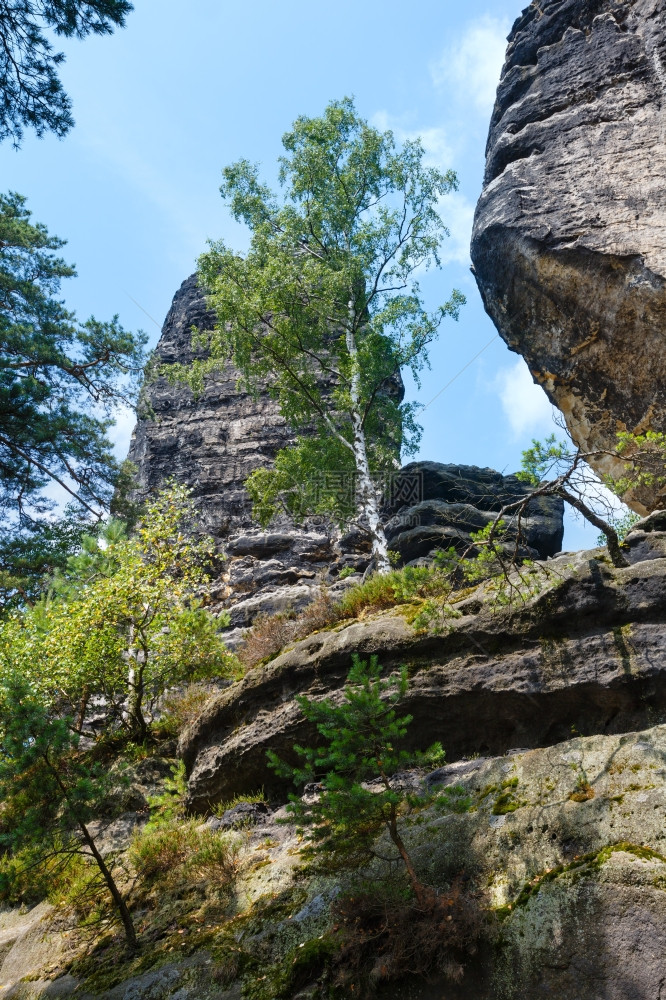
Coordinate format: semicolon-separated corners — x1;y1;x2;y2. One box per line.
0;840;119;924
213;789;266;817
0;842;71;905
129;820;241;889
186;832;242;884
47;854;112;923
156;682;219;737
416;740;447;770
239;589;340;669
130;823;192;878
435;783;473;814
337;566;451;620
238;610;299;669
297;587;338;632
338;566;357;579
143;761;187;828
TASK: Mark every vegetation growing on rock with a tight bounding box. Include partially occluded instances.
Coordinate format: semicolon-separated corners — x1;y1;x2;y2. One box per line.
0;484;238;739
173;97;464;574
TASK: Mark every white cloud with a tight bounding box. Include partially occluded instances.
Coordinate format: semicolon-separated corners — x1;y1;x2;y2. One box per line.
109;404;137;461
438;191;475;266
495;357;556;438
371;113;455;172
431;15;510;116
410;126;455;172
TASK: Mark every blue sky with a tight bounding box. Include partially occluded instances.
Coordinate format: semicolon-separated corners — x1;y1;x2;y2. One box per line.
0;0;604;549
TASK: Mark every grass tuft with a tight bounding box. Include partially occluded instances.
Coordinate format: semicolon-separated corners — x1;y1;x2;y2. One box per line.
239;567;453;669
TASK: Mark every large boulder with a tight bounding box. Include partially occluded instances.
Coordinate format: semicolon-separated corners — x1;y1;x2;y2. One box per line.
385;462;564;564
471;0;666;512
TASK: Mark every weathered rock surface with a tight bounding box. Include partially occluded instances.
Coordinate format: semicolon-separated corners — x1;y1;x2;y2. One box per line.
471;0;666;512
0;903;78;998
407;723;666;999
8;724;666;998
128;274;298;536
386;461;563;563
128;278;564;635
127;275;342;628
181;514;666;811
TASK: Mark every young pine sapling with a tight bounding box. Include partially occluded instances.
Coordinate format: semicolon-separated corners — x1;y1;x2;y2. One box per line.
268;654;445;906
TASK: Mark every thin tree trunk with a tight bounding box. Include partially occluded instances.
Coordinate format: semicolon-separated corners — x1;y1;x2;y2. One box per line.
378;768;426;905
126;625;148;740
127;662;147;740
386;810;427;907
77;819;138;951
558;487;629;568
347;300;391;574
75;685;90;734
45;757;138;950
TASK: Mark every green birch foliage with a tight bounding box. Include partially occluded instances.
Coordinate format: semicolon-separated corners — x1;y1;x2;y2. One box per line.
0;191;147;524
170;98;464;528
0;485;236;735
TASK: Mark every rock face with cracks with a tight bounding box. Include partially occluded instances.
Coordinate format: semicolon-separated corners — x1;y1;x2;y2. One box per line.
127;276;563;637
127;274;357;635
385;460;564;564
128;273;298;537
471;0;666;512
181;513;666;813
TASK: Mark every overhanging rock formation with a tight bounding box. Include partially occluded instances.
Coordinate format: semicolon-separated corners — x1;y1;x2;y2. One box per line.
471;0;666;512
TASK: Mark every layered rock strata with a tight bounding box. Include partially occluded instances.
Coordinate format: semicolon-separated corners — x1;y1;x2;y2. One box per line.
181;513;666;812
128;278;564;634
127;275;344;632
471;0;666;512
129;274;295;535
386;461;563;564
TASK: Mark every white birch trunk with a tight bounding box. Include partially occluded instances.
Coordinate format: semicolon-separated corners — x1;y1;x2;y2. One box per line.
126;624;147;738
347;300;391;574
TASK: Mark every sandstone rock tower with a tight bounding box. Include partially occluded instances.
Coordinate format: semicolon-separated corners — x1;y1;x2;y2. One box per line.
128;273;295;537
127;275;342;632
128;273;564;633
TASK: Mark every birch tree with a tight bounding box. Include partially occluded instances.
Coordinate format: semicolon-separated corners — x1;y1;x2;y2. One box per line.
0;485;236;739
171;98;464;574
